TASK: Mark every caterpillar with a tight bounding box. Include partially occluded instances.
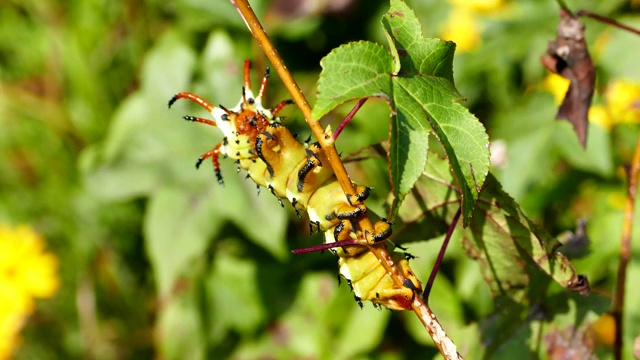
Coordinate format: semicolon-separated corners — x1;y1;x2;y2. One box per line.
168;60;421;310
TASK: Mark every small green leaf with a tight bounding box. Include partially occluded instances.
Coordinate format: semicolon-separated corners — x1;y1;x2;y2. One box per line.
313;0;489;225
389;90;430;213
207;255;266;334
156;291;204;359
313;42;393;120
381;0;456;82
394;76;489;221
395;151;589;303
470;175;589;300
335;306;390;358
144;186;224;295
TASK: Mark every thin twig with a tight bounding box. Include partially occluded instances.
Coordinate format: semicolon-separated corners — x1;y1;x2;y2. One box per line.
613;136;640;360
554;0;571;14
230;1;462;358
576;10;640;36
332;98;368;141
424;208;461;303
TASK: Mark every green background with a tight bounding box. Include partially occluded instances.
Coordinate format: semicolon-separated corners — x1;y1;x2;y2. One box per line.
1;0;639;358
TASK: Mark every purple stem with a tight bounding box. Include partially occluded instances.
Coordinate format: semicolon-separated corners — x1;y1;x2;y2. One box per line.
292;239;361;255
332;98;368;141
423;208;462;303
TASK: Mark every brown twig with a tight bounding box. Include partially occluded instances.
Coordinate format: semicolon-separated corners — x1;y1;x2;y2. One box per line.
576;9;640;36
613;136;640;360
230;0;462;358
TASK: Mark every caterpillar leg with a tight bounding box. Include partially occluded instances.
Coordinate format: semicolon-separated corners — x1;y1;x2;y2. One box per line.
325;203;367;221
334;220;354;242
195;142;225;185
169;92;236;126
365;219;393;244
245;60;294;119
324;185;371;221
346;185;371;206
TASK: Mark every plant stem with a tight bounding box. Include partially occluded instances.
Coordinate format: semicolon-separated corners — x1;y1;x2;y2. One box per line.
231;0;358;196
554;0;571;14
230;1;462;358
332;98;368;141
424;208;461;303
576;10;640;36
613;136;640;360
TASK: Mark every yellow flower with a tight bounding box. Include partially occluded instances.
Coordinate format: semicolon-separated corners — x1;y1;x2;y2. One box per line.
588;105;611;129
606;80;640;125
541;73;571;105
0;309;22;360
441;0;505;52
588;312;616;347
541;76;640;130
0;224;59;359
449;0;504;13
441;8;480;52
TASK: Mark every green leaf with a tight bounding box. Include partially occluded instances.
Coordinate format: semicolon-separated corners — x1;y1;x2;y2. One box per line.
156;291;205;360
395;151;589;303
335;306;390;358
313;0;489;225
381;0;456;83
313;42;394;119
229;273;356;359
553;122;614;177
144;186;224;295
465;175;589;302
394;76;489;224
207;255;266;335
81;31;199;200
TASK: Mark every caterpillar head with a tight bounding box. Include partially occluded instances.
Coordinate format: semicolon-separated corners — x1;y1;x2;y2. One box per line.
220;60;277;154
169;60;294;184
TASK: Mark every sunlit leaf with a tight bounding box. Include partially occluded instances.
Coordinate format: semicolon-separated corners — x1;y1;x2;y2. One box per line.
396;151;589;302
314;0;489;225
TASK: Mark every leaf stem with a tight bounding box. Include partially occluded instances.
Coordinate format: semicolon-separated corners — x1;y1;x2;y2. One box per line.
332;98;368;141
291;239;359;254
613;136;640;360
424;208;461;303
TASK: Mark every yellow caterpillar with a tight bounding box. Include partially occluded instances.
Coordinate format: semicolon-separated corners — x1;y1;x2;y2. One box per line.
169;60;421;310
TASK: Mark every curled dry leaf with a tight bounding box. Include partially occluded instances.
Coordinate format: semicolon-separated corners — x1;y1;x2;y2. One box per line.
541;9;596;148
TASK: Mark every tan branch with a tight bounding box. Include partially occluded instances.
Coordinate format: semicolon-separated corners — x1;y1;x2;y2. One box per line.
613;136;640;360
230;1;462;358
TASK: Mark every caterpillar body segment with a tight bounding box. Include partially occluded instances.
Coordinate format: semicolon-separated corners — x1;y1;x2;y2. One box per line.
169;60;422;310
335;248;418;310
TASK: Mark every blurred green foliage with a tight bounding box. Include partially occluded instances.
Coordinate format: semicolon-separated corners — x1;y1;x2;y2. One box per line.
1;0;639;359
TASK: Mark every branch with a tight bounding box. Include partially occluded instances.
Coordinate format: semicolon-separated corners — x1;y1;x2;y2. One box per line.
576;9;640;36
613;136;640;360
424;208;461;302
230;1;462;358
